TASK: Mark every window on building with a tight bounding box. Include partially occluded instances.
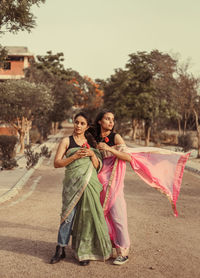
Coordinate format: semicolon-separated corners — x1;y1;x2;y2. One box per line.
9;56;24;61
3;62;11;70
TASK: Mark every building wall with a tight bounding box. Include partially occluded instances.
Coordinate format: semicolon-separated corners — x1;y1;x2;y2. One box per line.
0;55;32;80
0;127;18;136
0;60;25;76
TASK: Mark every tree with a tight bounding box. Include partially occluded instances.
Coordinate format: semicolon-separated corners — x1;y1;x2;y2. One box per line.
192;96;200;158
127;51;179;143
0;44;7;67
0;80;53;153
175;68;200;157
103;55;155;145
77;76;104;118
25;51;74;133
103;50;179;145
0;0;45;34
0;1;45;68
173;63;199;135
25;51;105;129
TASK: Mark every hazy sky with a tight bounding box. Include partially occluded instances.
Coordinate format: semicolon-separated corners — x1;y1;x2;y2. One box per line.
1;0;200;80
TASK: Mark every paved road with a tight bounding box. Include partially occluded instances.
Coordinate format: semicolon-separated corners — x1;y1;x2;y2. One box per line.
0;143;200;278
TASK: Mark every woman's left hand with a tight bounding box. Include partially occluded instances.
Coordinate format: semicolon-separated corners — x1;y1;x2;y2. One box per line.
80;148;95;158
97;142;111;152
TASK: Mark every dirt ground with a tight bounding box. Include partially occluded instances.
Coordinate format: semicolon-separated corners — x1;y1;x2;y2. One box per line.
0;142;200;278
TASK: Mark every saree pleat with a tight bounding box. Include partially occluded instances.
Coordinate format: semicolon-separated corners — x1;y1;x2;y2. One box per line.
61;147;112;261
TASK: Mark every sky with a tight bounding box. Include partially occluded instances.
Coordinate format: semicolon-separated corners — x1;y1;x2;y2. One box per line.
1;0;200;80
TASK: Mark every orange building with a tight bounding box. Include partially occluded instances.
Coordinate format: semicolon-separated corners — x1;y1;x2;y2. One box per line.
0;124;18;136
0;46;34;80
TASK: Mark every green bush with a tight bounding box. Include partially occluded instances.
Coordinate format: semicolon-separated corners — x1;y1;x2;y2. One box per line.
1;158;18;170
178;134;193;152
151;132;178;146
0;135;18;170
0;135;18;160
24;144;52;169
40;145;52;158
30;128;41;144
24;145;40;169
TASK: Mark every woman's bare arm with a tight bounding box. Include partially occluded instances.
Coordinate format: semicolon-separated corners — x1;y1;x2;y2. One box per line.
54;137;100;168
54;137;81;168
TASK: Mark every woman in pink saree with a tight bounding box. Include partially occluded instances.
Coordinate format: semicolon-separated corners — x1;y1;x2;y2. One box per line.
95;111;190;266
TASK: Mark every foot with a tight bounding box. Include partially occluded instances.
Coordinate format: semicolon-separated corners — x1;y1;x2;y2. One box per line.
79;260;90;266
60;247;66;259
50;245;66;264
113;256;129;265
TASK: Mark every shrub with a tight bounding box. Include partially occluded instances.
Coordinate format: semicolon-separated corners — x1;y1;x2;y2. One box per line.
151;132;178;146
1;158;18;170
178;134;193;152
0;135;18;160
0;135;18;170
40;145;52;158
24;145;40;169
24;144;52;169
30;128;41;144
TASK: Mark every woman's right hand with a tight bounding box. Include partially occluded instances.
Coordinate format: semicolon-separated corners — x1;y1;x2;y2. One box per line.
73;148;88;160
97;142;111;152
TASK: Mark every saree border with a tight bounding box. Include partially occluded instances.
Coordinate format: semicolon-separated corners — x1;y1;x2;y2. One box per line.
103;158;119;211
74;253;111;262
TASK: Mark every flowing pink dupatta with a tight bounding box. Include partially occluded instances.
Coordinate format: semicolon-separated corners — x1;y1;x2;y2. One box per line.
98;145;190;252
128;147;190;216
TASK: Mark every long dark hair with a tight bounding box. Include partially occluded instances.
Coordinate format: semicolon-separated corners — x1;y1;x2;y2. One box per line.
74;112;97;148
94;110;114;142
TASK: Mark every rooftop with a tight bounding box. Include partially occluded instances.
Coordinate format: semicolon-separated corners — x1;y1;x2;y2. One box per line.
5;46;34;57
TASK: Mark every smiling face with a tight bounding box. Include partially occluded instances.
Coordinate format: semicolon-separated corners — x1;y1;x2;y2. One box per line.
74;115;89;135
98;112;114;131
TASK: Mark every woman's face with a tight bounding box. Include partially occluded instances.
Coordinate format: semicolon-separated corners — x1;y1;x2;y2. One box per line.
74;116;88;135
99;112;114;131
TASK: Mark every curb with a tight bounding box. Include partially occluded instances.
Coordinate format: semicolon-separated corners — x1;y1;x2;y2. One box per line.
185;165;200;176
0;132;62;205
1;135;199;205
0;164;36;204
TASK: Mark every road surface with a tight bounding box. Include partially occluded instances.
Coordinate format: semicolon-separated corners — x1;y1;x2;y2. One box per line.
0;131;199;278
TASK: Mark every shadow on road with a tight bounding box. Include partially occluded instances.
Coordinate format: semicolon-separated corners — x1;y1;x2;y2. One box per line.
0;230;115;266
0;234;81;265
0;220;56;233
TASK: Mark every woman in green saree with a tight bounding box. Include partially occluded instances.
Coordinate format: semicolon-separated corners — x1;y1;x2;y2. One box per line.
50;112;112;266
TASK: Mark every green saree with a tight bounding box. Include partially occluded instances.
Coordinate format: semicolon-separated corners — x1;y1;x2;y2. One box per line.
61;147;112;261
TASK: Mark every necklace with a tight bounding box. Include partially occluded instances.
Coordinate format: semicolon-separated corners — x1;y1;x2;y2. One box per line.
73;134;86;145
101;131;111;138
100;132;110;143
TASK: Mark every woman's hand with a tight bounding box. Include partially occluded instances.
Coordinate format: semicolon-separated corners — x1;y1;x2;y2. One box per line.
97;142;111;152
74;148;95;159
73;148;86;159
74;148;99;168
81;148;95;157
98;140;131;162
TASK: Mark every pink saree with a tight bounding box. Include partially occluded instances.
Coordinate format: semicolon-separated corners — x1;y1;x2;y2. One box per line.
98;145;190;256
